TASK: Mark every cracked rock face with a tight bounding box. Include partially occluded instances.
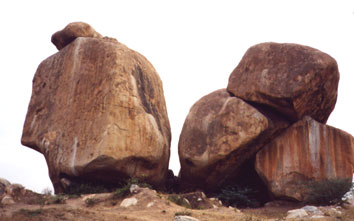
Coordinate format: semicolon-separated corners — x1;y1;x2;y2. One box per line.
21;25;171;193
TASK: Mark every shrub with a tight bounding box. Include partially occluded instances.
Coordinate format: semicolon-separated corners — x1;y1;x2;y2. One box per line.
85;198;99;207
66;182;110;195
304;178;352;206
216;185;261;208
112;178;152;199
167;194;192;209
51;194;66;204
41;187;53;196
112;185;130;199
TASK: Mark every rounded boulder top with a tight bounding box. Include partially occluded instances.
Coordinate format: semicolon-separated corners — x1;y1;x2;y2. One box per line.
51;22;103;50
227;42;339;123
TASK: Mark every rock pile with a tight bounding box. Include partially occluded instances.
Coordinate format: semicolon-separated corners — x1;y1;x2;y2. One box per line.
178;42;354;201
0;178;30;206
21;22;171;193
21;22;353;202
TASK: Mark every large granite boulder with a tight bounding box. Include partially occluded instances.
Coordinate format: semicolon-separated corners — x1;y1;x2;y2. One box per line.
255;116;354;201
21;24;171;193
178;89;290;191
227;42;339;123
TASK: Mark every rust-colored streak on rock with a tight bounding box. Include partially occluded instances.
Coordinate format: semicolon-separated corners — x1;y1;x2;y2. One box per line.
227;42;339;123
255;117;354;201
22;32;171;193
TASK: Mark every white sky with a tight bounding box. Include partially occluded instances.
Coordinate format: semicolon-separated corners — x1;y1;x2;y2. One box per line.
0;0;353;193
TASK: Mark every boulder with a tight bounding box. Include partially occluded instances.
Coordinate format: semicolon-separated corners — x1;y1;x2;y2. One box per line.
178;89;290;191
22;24;171;193
227;42;339;123
51;22;103;50
255;116;354;201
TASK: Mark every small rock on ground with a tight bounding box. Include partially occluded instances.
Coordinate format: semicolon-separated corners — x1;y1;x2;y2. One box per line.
286;208;308;219
173;215;200;221
120;197;138;208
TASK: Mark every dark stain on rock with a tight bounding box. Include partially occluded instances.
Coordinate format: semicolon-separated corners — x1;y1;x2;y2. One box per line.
132;65;162;134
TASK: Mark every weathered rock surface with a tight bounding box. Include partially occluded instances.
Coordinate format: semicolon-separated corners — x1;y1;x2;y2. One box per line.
255;116;354;201
178;89;290;191
22;25;171;193
51;22;103;50
227;42;339;123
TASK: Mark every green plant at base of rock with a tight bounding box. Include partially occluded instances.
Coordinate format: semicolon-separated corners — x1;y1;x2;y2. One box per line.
112;185;130;199
51;194;67;204
66;182;110;195
85;198;99;207
216;185;261;208
167;194;192;209
112;178;152;199
304;178;352;206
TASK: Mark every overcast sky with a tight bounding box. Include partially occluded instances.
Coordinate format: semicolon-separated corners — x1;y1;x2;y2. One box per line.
0;0;353;193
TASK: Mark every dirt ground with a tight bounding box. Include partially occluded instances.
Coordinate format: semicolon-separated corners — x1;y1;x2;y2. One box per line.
1;187;354;221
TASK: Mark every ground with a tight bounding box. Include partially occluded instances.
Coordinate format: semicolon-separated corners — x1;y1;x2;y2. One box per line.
1;186;354;221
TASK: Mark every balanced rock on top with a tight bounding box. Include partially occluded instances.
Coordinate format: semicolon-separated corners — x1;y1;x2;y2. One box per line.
51;22;103;50
227;42;339;123
21;23;171;193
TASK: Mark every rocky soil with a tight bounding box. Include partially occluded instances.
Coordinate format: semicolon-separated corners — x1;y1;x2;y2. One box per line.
1;181;354;221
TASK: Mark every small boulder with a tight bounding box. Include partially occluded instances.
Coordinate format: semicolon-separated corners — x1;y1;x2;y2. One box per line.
286;208;308;219
6;184;26;198
146;201;154;208
51;22;102;50
129;184;140;194
120;197;138;208
227;42;339;123
1;195;15;205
